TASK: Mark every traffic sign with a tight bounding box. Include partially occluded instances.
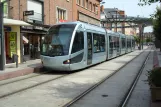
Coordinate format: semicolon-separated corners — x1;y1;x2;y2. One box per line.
23;10;34;16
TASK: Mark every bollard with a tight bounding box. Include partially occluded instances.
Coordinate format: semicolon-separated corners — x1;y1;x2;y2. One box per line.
12;54;18;68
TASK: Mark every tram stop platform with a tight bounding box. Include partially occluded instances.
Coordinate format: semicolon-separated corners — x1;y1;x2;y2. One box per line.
0;59;42;81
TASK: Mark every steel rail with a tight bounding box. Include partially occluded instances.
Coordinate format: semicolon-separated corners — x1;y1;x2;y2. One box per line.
119;47;152;107
62;48;147;107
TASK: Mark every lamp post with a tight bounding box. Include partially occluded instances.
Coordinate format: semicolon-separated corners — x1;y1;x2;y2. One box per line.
100;1;105;27
0;0;9;70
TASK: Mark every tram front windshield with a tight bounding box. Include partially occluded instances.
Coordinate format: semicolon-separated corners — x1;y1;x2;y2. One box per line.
41;24;76;56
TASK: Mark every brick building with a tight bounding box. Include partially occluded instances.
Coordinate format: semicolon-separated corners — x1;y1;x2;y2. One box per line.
73;0;101;25
44;0;101;25
3;0;102;63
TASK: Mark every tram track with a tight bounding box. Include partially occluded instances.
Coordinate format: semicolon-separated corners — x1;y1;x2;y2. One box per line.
0;74;68;99
62;48;150;107
0;48;148;102
0;71;49;86
119;48;152;107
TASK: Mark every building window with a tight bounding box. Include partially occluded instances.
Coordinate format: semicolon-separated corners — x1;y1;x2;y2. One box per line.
95;5;98;14
86;0;88;9
77;0;80;5
89;2;92;11
93;4;95;12
81;0;85;7
57;8;66;20
1;0;8;18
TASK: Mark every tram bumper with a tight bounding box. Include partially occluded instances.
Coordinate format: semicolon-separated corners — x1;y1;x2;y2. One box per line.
40;55;70;71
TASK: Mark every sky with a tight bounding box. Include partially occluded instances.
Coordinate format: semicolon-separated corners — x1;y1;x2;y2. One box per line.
102;0;160;32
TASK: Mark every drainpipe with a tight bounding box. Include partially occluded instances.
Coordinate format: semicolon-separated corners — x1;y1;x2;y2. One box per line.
49;0;50;24
19;0;20;20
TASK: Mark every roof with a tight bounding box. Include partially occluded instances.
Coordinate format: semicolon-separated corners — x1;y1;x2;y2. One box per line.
3;18;32;26
101;8;152;27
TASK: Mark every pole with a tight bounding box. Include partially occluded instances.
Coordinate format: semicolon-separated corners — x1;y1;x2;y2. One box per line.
0;3;5;70
116;11;117;32
139;24;142;50
142;25;144;49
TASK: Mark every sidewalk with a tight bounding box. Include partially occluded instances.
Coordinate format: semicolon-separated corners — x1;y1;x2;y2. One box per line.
151;48;161;107
0;59;42;81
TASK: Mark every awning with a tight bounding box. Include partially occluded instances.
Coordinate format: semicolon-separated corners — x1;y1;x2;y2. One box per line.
23;36;29;43
3;18;32;26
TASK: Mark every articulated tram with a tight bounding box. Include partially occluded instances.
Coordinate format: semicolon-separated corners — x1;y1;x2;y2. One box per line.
40;21;135;71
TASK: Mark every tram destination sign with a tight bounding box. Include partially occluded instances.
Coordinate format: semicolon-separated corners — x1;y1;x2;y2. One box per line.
23;10;34;16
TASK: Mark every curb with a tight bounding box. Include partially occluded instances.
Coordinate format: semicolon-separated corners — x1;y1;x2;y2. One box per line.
0;64;43;81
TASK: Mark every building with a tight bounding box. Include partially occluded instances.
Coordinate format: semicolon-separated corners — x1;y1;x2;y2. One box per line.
3;0;102;64
4;0;49;62
44;0;73;25
44;0;101;25
125;23;137;35
3;18;31;64
73;0;101;26
100;8;126;33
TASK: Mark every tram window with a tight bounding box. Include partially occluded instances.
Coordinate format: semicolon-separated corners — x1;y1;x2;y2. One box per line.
127;39;129;48
121;38;125;48
100;34;105;52
127;39;130;48
93;33;105;53
116;37;119;49
113;37;117;49
109;36;113;49
72;31;84;53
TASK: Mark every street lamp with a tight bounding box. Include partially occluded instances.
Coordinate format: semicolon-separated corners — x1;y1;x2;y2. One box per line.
100;1;105;4
0;0;9;70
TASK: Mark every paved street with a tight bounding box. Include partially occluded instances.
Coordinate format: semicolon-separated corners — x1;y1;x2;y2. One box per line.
0;49;144;107
0;47;159;107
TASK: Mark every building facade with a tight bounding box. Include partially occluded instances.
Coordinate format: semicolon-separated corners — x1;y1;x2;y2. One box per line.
3;0;102;64
100;8;126;33
44;0;101;25
73;0;101;25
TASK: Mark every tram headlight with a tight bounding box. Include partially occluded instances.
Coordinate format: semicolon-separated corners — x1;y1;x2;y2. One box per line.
63;59;70;64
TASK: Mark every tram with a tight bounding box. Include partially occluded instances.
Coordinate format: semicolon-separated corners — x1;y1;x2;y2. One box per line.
40;21;135;71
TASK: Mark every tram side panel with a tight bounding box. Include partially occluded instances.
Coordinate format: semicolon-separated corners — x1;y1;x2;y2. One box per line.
69;30;87;71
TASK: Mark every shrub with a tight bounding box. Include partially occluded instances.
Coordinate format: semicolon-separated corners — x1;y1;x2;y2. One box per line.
147;67;161;87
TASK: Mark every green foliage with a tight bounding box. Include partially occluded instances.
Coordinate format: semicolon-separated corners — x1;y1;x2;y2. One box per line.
147;67;161;87
138;0;160;6
153;8;161;42
133;35;140;44
146;37;152;42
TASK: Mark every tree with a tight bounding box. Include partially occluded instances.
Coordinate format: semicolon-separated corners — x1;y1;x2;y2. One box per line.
146;37;152;43
153;8;161;42
153;8;161;50
134;35;140;45
138;0;160;6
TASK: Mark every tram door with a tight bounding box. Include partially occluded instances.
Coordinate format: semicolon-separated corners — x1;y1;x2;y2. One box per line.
87;32;92;65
